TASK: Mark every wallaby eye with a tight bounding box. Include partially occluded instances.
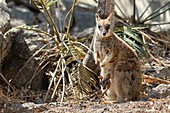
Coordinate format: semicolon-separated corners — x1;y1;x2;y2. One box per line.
98;25;101;29
106;25;110;30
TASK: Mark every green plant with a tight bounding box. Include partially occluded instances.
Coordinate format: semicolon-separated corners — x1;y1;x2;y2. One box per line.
115;26;147;58
114;0;170;60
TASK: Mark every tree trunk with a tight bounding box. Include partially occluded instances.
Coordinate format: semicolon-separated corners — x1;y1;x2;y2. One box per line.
97;0;115;19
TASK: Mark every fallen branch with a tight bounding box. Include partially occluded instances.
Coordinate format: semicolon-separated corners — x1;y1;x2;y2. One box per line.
143;74;170;84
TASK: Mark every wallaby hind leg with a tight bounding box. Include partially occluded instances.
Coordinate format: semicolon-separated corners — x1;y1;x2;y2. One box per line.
113;71;132;102
130;71;142;100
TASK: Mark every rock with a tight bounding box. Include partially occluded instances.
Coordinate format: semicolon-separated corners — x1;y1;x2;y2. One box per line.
7;0;37;10
64;0;96;33
6;0;97;34
9;5;35;27
2;30;49;89
37;0;96;33
149;84;170;99
0;0;10;33
159;67;170;80
22;102;38;109
0;32;11;72
0;0;11;72
74;27;95;39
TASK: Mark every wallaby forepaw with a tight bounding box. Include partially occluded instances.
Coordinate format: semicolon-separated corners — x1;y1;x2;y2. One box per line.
100;62;105;67
95;61;98;64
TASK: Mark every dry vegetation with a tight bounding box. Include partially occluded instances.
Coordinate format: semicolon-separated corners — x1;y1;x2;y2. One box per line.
0;0;170;112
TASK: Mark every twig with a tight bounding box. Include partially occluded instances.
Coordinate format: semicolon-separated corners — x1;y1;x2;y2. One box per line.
64;0;80;33
138;30;161;45
140;31;169;67
0;73;14;91
40;0;60;41
147;50;169;68
50;70;62;102
61;53;66;103
44;58;61;102
62;35;81;63
31;0;61;44
66;68;76;97
50;50;70;102
143;74;170;84
25;61;50;89
66;0;77;41
70;41;93;54
16;42;51;78
16;25;53;37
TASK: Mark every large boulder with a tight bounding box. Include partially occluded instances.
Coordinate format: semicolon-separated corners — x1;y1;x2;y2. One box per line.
2;30;49;90
0;0;11;72
9;5;35;27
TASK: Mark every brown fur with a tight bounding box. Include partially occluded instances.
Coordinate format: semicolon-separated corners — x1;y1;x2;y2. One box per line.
93;13;142;102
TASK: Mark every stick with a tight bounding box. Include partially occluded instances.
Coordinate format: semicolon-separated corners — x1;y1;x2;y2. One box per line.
143;74;170;84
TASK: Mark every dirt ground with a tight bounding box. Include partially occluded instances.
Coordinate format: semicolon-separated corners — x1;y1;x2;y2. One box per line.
0;97;169;113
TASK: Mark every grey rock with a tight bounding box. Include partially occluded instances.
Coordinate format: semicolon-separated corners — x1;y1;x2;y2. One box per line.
22;102;36;109
74;27;95;39
63;0;96;33
9;5;35;27
0;0;11;72
149;84;170;98
7;0;37;10
0;0;10;33
0;32;11;71
159;67;170;80
2;30;50;89
37;0;96;33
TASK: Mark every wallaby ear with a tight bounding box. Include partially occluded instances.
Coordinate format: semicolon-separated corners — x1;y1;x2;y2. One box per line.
107;12;113;21
95;13;101;21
